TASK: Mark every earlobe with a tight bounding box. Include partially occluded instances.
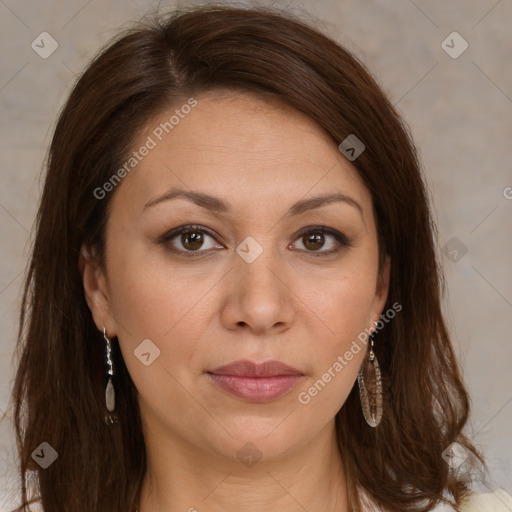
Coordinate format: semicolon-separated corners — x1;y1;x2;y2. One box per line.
78;244;116;336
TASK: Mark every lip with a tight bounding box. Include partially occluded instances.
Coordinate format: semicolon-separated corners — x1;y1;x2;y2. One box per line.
207;359;304;403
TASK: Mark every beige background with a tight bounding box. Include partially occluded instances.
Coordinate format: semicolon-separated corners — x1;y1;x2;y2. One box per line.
1;0;511;506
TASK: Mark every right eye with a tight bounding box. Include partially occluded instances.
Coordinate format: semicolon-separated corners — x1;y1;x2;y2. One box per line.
159;224;225;256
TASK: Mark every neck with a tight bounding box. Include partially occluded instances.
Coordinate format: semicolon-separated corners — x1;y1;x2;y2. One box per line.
139;419;349;512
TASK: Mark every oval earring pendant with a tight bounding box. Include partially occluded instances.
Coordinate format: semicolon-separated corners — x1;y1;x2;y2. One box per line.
105;377;116;412
357;355;383;428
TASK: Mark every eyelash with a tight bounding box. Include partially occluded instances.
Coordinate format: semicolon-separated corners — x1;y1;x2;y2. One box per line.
158;224;353;258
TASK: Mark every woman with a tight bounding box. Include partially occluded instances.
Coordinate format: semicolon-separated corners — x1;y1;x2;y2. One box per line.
9;4;501;511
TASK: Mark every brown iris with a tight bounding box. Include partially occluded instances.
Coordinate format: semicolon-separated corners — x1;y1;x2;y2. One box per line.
303;231;324;251
181;230;204;250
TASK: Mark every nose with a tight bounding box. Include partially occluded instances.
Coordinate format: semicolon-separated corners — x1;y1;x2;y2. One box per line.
220;243;295;335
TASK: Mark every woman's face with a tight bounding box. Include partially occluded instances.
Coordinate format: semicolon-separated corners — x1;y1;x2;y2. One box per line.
82;91;390;462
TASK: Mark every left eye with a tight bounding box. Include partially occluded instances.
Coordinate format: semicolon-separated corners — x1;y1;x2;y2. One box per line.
290;226;350;256
159;224;350;257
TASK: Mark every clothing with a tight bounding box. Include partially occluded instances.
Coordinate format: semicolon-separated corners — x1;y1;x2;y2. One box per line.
460;489;512;511
362;488;512;511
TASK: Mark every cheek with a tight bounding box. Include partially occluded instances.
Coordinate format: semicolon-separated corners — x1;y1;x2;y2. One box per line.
291;297;371;425
294;257;379;343
290;260;377;413
105;241;220;387
106;236;207;336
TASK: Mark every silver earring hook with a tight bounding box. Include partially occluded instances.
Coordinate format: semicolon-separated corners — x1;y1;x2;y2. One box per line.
103;327;116;417
103;327;114;377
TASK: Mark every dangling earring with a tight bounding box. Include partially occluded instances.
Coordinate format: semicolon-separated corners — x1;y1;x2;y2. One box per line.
357;327;383;427
103;327;118;425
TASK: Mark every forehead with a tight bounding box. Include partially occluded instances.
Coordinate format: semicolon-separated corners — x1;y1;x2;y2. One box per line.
112;91;371;215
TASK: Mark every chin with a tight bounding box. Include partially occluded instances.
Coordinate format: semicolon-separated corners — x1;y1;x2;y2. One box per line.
197;415;315;464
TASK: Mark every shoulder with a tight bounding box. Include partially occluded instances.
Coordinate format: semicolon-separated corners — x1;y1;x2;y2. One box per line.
430;502;456;511
459;489;512;512
423;489;512;512
360;488;512;511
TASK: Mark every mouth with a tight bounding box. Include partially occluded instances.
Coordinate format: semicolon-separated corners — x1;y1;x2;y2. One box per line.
207;359;304;403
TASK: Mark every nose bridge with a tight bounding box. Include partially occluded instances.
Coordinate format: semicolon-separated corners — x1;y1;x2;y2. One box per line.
235;232;284;291
226;231;294;331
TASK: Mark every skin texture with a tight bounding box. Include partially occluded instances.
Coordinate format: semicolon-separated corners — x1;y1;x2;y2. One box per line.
80;91;390;511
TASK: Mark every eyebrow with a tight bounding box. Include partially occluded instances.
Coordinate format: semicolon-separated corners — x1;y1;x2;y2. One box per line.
143;187;363;219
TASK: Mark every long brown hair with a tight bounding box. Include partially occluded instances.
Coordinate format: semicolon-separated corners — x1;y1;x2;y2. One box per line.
8;4;483;511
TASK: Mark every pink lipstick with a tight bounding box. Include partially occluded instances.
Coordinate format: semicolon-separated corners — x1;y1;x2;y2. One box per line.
207;360;304;403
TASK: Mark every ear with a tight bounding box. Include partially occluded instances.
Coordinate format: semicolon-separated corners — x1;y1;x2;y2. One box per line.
78;243;117;337
370;255;391;325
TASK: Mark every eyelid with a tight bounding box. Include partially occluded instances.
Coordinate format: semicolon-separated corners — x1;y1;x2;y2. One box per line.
158;224;352;257
158;224;223;256
293;225;352;249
